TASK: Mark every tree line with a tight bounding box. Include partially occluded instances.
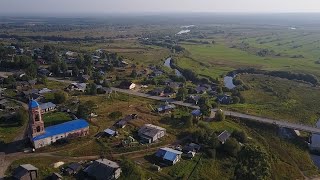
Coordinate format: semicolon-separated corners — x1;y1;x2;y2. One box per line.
229;68;318;85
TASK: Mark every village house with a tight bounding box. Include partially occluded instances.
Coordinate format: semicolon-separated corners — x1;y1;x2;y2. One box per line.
149;88;164;96
155;147;183;165
84;159;122;180
65;51;77;57
38;68;52;76
116;114;137;128
50;172;63;180
191;109;202;119
157;104;176;113
64;162;82;175
183;143;201;153
28;100;89;149
104;128;117;137
39;102;57;114
218;130;231;144
80;75;90;82
38;88;52;94
12;164;38;180
217;94;232;105
119;81;136;90
138;124;166;143
309;120;320;152
65;70;73;77
187;95;201;105
97;86;113;94
66;83;87;92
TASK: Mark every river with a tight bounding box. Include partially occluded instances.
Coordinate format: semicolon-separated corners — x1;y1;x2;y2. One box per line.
224;76;236;89
164;58;183;77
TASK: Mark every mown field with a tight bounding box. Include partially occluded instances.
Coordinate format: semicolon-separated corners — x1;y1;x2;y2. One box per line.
228;74;320;125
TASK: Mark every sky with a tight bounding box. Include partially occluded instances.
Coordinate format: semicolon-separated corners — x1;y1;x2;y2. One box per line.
1;0;320;15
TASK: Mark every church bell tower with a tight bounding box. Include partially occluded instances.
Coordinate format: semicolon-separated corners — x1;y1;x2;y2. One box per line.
28;100;45;138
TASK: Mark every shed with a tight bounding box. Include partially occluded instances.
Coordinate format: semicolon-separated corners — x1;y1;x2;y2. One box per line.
218;130;231;144
12;164;38;180
104;128;117;137
64;162;82;175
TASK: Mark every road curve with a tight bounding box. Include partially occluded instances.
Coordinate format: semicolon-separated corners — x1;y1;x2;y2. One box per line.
111;87;320;134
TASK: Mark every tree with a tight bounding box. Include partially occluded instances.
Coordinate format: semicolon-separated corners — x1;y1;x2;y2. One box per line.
206;149;216;159
215;109;225;121
77;100;97;119
223;138;240;157
130;69;137;78
37;76;47;85
211;102;218;109
182;115;193;128
54;91;67;104
164;86;175;94
175;87;187;101
217;86;223;94
234;145;271;180
120;158;145;179
15;108;27;126
208;134;220;149
86;83;97;95
232;96;240;104
200;103;211;117
232;130;248;143
73;66;79;77
25;63;38;78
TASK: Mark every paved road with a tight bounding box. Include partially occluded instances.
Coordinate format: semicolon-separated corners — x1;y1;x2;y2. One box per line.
45;77;320;134
111;87;320;134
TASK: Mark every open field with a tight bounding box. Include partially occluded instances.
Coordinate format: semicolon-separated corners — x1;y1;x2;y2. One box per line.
227;74;320;125
178;42;320;79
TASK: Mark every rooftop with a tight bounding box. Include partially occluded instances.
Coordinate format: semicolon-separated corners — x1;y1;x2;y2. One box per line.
39;102;56;110
138;124;165;138
29;100;40;109
155;147;182;162
33;119;89;141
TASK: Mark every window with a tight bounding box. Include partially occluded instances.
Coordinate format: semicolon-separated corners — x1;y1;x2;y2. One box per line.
36;126;41;132
35;114;40;122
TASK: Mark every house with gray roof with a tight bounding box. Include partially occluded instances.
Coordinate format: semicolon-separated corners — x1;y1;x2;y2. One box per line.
218;130;231;144
39;102;56;114
12;164;38;180
138;124;166;143
84;159;122;180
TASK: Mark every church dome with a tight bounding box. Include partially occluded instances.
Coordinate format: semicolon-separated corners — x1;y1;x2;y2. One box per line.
29;100;40;109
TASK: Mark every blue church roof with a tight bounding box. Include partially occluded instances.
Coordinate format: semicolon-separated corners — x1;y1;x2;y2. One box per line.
33;119;89;141
29;100;40;109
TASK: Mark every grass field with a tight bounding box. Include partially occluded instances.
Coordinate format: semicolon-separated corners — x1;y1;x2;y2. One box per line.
178;42;320;79
43;112;72;127
227;74;320;125
136;118;319;179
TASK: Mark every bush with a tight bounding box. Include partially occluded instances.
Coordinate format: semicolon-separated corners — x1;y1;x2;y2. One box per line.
232;130;248;143
54;91;67;104
215;110;225;121
223;138;240;157
234;145;271;180
206;149;216;159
